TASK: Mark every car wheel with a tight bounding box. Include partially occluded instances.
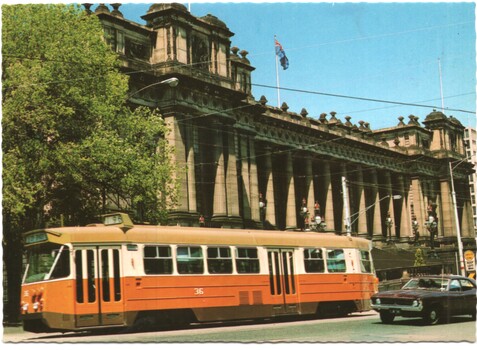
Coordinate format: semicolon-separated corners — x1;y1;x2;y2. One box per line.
379;311;395;324
424;306;441;325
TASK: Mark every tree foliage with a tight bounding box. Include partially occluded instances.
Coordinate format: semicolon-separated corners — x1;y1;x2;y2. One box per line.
2;3;178;229
414;248;426;267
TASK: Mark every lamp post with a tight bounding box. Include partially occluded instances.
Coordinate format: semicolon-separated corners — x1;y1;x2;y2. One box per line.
127;77;179;100
449;159;466;276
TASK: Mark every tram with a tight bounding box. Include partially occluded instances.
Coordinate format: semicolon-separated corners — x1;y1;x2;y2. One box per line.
19;213;378;333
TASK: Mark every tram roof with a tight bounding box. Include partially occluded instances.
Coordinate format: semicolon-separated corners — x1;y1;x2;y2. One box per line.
24;224;371;250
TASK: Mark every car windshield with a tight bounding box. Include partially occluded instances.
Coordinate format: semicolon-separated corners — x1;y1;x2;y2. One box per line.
402;277;449;291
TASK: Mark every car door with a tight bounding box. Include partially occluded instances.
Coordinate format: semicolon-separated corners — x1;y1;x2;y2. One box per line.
458;278;476;315
447;279;464;316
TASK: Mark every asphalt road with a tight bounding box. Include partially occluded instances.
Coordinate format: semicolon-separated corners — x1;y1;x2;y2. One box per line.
3;311;476;345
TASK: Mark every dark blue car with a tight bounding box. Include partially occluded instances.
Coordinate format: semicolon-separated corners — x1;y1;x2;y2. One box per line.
371;275;476;325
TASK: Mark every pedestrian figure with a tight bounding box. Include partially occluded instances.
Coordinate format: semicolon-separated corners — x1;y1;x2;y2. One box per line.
385;211;393;241
300;198;309;231
199;214;205;227
412;216;420;245
259;192;267;227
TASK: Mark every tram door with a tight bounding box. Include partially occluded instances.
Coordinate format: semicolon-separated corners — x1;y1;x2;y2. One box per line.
267;249;299;315
74;246;124;328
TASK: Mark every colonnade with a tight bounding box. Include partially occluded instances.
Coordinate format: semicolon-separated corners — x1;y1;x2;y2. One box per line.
166;116;474;241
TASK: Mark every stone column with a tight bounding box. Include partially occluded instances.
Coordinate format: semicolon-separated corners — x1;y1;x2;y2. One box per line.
186;122;197;214
439;178;456;237
164;114;188;215
304;157;315;216
370;169;382;237
240;134;252;221
249;137;260;223
410;176;426;239
461;195;474;238
262;146;276;228
397;175;411;239
434;181;444;237
212;123;227;221
285;151;297;230
323;161;335;231
384;172;396;240
225;127;241;224
341;163;348;233
356;166;367;235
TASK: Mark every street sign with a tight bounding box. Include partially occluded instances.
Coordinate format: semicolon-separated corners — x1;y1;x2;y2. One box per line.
464;250;475;272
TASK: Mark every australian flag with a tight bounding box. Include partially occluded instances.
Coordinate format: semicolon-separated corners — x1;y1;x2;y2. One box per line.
275;38;289;70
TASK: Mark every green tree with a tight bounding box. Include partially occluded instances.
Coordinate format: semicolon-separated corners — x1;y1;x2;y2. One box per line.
2;4;178;322
414;248;426;267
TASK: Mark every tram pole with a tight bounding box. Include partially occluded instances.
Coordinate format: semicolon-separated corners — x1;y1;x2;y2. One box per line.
449;161;465;276
342;176;351;237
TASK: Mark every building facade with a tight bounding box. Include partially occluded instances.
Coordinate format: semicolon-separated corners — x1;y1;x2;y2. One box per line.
464;127;477;232
92;4;475;256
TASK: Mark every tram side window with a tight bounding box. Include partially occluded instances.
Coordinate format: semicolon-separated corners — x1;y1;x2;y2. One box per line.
236;247;260;274
326;249;346;272
359;250;372;273
177;246;204;274
144;245;173;274
304;248;325;273
207;247;233;274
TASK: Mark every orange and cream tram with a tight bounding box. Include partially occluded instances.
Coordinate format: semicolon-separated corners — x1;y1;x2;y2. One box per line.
20;213;378;333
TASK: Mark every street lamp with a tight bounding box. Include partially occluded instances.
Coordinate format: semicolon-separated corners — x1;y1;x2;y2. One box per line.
449;159;466;276
127;77;179;100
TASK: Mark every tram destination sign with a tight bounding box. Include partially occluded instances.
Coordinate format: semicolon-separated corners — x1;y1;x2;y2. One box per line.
25;232;48;244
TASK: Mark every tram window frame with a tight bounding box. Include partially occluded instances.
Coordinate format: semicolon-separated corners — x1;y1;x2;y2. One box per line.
75;250;84;303
303;248;325;273
112;249;121;301
86;250;96;303
235;247;260;274
326;249;346;273
359;250;372;273
207;247;233;274
101;250;111;302
48;246;71;280
143;245;173;275
177;246;204;274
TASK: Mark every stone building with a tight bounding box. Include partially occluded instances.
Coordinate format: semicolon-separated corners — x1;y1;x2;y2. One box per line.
464;127;477;232
91;4;475;259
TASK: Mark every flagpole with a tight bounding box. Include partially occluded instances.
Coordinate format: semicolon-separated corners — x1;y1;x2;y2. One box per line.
275;35;281;107
438;58;445;112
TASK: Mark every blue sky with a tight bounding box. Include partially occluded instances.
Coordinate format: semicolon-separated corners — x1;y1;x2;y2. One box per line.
117;1;475;130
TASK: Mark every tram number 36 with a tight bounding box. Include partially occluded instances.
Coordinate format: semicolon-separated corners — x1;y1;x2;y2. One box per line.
194;288;204;295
